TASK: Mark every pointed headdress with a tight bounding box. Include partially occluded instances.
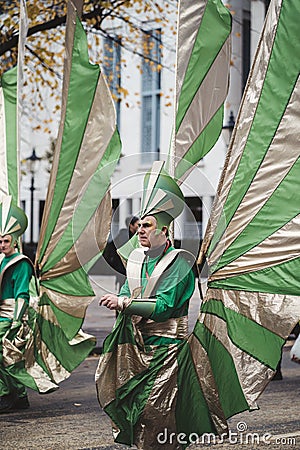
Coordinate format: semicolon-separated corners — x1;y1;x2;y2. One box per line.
140;161;184;228
0;195;28;242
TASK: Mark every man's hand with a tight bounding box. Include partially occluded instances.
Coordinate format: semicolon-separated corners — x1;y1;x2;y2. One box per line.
99;294;119;310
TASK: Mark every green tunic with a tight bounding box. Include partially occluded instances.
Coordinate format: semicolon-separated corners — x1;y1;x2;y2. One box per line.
0;253;33;322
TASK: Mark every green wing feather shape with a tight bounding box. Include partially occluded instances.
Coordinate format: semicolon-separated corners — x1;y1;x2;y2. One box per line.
118;0;232;263
1;0;121;393
167;0;232;183
33;1;121;384
192;0;300;430
0;67;19;204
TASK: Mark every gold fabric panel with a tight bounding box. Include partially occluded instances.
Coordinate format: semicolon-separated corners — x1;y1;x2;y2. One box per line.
40;286;91;319
39;73;116;268
0;298;14;319
209;76;300;269
25;321;70;386
211;213;300;279
40;192;111;280
134;345;180;450
188;334;228;435
205;288;300;339
126;248;145;295
137;316;188;340
95;342;155;409
3;327;26;365
199;313;274;408
2;321;67;392
36;0;77;259
69;329;95;345
176;37;231;183
176;1;206;91
0;89;9;197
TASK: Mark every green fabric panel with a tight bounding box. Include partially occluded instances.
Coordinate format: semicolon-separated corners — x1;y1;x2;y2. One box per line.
36;310;95;372
39;16;100;258
208;1;300;256
176;0;231;130
201;299;284;369
105;346;169;446
2;66;18;204
102;314;137;354
213;157;300;272
0;254;33;303
27;306;54;378
41;129;121;272
194;321;249;418
5;360;38;391
176;342;217;440
41;267;94;297
175;106;224;181
39;292;83;340
210;256;300;297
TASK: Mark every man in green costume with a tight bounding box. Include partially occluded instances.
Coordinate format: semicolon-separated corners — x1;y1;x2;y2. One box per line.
96;162;196;449
0;197;33;412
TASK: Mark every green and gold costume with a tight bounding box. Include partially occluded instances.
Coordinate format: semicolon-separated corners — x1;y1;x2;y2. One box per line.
0;253;33;398
96;244;196;449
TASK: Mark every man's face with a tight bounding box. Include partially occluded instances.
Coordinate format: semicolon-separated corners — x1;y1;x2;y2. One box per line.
0;234;15;257
137;216;167;248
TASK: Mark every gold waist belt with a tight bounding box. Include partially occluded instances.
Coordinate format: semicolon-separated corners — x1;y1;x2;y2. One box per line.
0;298;14;319
137;315;188;340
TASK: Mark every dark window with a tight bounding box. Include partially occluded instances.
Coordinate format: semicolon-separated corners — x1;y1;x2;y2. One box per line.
103;37;121;129
141;28;161;164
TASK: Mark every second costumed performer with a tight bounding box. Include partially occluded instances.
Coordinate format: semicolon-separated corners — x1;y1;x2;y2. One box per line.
96;161;196;449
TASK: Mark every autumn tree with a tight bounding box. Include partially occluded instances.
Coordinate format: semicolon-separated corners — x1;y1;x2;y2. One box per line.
0;0;178;137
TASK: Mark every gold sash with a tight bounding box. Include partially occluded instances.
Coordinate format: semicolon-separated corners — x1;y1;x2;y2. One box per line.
136;315;188;340
0;298;14;319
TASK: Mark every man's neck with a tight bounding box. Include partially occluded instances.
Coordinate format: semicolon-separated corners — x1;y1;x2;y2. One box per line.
145;240;170;258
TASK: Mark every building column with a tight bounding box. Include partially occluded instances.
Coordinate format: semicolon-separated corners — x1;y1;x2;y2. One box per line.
251;0;266;62
132;197;141;218
118;197;130;230
174;209;186;244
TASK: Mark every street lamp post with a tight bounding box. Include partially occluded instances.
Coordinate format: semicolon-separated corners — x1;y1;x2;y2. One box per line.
25;148;41;249
222;110;235;148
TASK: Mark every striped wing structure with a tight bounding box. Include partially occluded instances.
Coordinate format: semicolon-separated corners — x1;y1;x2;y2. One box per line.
193;0;300;426
3;0;121;392
32;1;121;386
167;0;231;183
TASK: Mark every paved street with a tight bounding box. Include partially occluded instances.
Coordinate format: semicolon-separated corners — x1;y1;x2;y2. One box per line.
1;276;300;449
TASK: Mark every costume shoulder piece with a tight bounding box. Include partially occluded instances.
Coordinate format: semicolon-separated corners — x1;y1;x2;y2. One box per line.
126;247;193;299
